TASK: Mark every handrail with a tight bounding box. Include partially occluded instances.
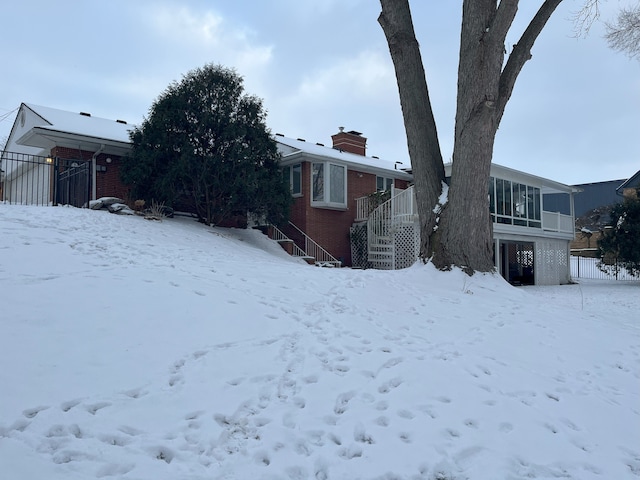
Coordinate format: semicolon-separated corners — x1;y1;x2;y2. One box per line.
367;186;419;270
268;224;307;258
288;221;342;267
355;186;407;222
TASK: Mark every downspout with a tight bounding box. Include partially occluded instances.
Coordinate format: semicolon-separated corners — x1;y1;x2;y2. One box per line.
92;144;105;201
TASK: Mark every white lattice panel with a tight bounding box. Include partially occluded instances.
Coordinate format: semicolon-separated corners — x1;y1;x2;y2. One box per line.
393;222;420;269
535;238;570;285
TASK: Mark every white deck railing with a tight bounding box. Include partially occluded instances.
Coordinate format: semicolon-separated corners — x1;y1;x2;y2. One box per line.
355;186;406;222
367;186;418;270
542;211;574;234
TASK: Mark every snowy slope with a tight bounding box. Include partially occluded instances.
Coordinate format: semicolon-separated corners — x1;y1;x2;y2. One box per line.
0;205;638;480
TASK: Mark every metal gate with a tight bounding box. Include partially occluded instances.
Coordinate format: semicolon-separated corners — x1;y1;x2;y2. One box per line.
0;151;90;207
55;158;90;207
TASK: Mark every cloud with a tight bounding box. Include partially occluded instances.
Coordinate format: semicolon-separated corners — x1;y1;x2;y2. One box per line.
145;5;273;75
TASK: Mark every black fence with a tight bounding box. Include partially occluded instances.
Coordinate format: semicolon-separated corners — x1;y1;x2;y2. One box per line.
571;253;639;281
0;151;90;207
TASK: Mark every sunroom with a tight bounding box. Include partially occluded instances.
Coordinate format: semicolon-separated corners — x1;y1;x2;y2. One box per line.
475;163;578;285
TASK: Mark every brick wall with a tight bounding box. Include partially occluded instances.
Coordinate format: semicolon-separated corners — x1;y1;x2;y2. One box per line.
49;147;131;204
95;154;130;202
51;146;94;162
288;162;410;266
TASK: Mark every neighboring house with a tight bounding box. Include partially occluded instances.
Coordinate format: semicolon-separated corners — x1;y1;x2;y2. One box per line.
546;178;625;220
545;173;638;254
2;103;578;284
616;169;640;199
1;103;132;206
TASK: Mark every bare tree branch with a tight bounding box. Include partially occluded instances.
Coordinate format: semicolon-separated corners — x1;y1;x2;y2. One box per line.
605;4;640;60
572;0;601;37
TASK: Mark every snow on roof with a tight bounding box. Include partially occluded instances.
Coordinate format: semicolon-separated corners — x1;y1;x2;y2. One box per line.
25;103;134;144
274;134;411;177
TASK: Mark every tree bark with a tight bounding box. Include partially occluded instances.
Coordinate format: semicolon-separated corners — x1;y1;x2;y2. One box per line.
379;0;563;274
378;0;445;259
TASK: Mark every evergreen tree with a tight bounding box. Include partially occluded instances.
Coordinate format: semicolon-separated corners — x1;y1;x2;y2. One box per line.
121;64;291;226
598;190;640;277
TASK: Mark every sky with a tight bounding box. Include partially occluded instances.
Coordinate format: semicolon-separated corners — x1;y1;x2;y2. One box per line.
0;1;638;186
0;204;638;479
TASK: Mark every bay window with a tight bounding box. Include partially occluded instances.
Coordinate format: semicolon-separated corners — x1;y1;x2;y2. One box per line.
312;162;347;208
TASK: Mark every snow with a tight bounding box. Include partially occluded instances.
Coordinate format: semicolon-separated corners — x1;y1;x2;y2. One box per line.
276;135;412;175
0;204;638;480
25;103;133;144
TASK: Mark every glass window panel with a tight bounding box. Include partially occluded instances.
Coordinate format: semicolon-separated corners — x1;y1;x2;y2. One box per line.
292;164;301;195
515;183;527;217
496;179;504;215
503;180;512;216
386;178;393;190
330;164;345;204
282;165;290;184
488;177;495;214
533;187;541;220
376;176;393;192
312;163;324;202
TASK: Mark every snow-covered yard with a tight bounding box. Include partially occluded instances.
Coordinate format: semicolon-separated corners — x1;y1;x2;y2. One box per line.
0;205;638;480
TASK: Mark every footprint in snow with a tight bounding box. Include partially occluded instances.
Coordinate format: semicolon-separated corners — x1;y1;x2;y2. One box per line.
121;387;147;399
23;405;49;418
334;391;356;415
338;444;363;459
499;422;514;433
378;377;403;394
168;374;184;387
85;402;111;415
397;409;415;419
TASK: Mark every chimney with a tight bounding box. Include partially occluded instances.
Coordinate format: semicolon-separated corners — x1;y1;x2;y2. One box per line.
331;127;367;156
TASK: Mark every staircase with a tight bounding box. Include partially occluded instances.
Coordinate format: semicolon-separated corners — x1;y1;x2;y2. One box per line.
264;222;342;267
366;186;420;270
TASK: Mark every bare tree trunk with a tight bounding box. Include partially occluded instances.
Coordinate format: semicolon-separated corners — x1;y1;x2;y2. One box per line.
378;0;445;259
379;0;563;274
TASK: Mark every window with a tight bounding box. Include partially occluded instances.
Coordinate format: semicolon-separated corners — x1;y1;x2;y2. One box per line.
282;163;302;196
312;162;347;208
489;176;541;228
376;176;393;192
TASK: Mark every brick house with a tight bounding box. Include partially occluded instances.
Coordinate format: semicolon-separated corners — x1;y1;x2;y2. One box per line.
2;103;582;284
275;129;412;267
2;103;132;206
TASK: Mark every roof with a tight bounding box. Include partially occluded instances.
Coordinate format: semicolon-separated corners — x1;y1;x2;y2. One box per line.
616;169;640;195
274;134;412;178
14;103;134;156
444;162;578;195
24;103;133;143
